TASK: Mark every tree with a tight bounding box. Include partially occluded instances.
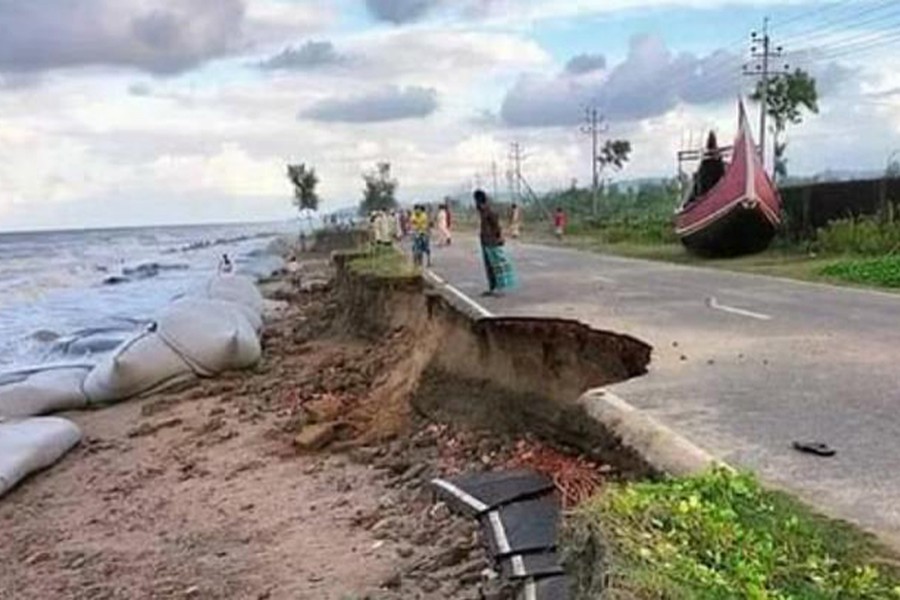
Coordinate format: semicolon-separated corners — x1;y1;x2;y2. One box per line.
286;163;319;212
752;69;819;181
597;139;631;202
360;162;398;214
886;160;900;179
597;140;632;172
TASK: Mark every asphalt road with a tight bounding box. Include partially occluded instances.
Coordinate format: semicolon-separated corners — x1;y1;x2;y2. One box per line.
429;235;900;545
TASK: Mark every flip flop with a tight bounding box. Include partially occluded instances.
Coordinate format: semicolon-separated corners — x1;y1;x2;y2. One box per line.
792;441;836;457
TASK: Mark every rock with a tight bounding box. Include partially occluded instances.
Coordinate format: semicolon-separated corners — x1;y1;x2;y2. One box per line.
183;586;200;598
293;423;339;451
396;545;414;559
305;395;344;423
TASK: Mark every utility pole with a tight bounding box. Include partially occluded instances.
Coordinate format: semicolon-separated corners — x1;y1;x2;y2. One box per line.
745;17;785;171
509;142;525;203
580;105;607;217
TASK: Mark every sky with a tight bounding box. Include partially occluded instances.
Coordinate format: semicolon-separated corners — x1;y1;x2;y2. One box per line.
1;0;899;231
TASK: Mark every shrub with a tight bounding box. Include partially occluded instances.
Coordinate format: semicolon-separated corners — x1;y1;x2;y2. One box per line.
816;218;900;256
564;468;900;599
820;256;900;288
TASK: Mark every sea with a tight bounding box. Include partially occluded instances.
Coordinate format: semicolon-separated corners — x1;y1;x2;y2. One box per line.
0;221;304;372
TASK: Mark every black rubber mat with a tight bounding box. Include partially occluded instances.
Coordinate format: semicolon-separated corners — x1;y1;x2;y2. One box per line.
481;496;560;558
500;552;565;580
431;470;554;516
516;575;571;600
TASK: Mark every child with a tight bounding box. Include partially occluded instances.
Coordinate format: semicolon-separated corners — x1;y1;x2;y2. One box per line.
553;207;567;240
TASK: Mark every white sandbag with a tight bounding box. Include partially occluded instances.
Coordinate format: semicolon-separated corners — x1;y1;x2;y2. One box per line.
0;417;82;498
185;274;264;316
158;299;261;376
167;296;262;334
83;329;195;404
0;366;91;418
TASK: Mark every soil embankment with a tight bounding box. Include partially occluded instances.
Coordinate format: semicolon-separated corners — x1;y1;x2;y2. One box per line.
1;245;654;599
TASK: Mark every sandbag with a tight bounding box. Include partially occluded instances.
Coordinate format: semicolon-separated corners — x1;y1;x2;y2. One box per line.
49;326;140;359
185;274;264;316
83;329;195;404
157;299;261;375
0;366;91;418
0;417;82;498
174;297;263;334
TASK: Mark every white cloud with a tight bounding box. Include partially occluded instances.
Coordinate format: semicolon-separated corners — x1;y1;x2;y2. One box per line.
0;0;894;231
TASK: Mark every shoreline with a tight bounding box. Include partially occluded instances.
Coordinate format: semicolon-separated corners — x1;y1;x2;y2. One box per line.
0;250;592;600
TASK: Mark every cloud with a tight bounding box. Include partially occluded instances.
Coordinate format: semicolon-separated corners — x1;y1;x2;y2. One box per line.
257;40;346;70
0;0;247;75
501;34;744;127
565;54;606;75
301;85;438;123
365;0;443;23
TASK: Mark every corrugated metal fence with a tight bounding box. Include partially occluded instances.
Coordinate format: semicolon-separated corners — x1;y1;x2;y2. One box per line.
780;178;900;239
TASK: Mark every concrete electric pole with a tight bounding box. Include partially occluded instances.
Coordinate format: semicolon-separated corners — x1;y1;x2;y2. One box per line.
745;17;786;171
508;142;525;203
580;106;607;217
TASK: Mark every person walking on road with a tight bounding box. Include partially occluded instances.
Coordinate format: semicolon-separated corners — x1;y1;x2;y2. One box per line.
410;204;431;267
508;203;522;239
474;189;517;297
553;207;567;240
435;204;452;246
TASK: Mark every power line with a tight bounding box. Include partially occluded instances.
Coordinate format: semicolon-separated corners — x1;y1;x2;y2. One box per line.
776;0;900;47
769;0;858;32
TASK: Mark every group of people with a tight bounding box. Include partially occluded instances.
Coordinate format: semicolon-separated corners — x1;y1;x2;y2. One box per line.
368;204;453;266
367;192;527;297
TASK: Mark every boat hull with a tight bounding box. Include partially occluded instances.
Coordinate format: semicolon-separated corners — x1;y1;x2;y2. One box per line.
674;100;781;258
679;203;777;257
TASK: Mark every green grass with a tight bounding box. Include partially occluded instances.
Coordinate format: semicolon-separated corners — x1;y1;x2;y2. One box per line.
564;468;900;600
347;245;418;279
820;256;900;288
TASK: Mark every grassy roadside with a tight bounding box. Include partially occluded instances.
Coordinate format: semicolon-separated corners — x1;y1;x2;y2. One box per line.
513;223;900;293
564;468;900;599
347;245;419;279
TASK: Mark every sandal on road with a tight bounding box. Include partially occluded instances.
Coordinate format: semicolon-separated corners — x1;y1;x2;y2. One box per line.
792;441;836;457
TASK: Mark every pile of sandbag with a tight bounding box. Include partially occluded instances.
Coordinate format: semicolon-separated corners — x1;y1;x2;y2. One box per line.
0;417;82;497
0;365;92;419
0;273;267;498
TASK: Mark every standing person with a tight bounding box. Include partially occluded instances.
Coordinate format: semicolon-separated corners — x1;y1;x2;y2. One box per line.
410;204;431;267
435;204;452;246
553;207;567;240
218;254;233;274
474;190;517;297
508;203;522;239
400;209;410;238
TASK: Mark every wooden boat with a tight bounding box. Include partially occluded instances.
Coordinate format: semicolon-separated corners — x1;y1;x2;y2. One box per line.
675;101;782;257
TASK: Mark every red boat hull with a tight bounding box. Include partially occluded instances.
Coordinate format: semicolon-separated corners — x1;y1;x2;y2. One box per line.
675;102;782;257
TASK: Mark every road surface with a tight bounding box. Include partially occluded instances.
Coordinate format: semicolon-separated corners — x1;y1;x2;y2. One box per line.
430;235;900;545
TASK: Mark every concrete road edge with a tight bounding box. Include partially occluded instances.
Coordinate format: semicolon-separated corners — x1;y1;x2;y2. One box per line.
579;388;727;477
